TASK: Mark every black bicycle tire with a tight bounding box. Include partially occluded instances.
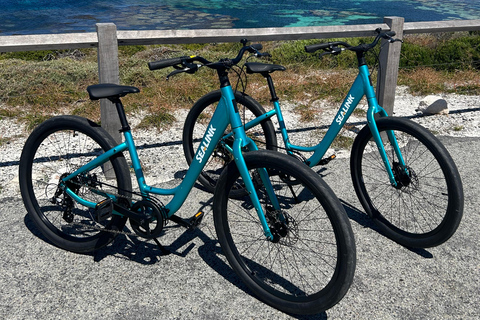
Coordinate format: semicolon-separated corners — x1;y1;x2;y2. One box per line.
183;90;277;196
213;150;356;315
19;115;132;253
350;117;463;248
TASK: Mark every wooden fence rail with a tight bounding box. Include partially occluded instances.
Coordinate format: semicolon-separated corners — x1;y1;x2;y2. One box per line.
1;17;480;140
2;18;479;51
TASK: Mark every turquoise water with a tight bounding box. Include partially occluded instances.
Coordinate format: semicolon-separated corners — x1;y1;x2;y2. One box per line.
1;0;480;35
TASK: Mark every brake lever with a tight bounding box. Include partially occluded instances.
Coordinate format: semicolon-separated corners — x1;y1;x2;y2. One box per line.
318;47;343;59
166;64;200;80
389;38;404;43
318;51;333;59
256;51;272;58
166;69;187;80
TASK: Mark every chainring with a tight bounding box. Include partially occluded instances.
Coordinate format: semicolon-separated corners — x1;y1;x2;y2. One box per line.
129;199;165;239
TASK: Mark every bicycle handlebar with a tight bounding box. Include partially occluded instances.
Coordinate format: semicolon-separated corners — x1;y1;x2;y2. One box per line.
148;57;185;70
305;29;401;56
305;41;351;53
148;40;266;77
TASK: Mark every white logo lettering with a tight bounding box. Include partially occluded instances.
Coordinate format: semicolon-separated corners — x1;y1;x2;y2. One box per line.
195;125;217;164
336;94;355;125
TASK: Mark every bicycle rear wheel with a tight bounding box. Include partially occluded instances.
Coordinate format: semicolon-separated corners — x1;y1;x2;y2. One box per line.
19;115;132;253
213;150;355;315
350;117;463;248
183;90;277;197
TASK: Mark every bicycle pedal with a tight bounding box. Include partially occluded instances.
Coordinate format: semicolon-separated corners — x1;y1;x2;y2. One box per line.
188;211;205;229
169;211;205;230
318;154;336;166
95;198;113;221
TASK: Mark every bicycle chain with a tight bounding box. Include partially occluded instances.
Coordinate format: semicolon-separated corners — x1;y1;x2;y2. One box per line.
68;220;138;237
61;175;157;237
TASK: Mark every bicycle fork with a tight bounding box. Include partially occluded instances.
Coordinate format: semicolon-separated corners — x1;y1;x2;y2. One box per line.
366;105;408;188
356;62;408;187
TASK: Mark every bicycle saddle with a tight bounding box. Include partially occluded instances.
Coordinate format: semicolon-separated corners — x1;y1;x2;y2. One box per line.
245;62;286;75
87;83;140;100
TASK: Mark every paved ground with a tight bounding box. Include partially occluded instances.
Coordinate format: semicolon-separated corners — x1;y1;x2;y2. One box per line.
0;133;478;319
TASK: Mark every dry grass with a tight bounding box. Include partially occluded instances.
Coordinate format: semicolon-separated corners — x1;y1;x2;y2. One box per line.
244;68;357;106
1;34;479;132
398;67;480;96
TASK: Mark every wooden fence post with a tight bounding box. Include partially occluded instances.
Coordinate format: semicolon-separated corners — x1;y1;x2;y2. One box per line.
96;23;121;144
376;16;404;116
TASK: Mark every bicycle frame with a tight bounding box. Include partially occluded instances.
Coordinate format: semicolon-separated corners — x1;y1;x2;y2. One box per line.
240;63;407;187
60;84;278;240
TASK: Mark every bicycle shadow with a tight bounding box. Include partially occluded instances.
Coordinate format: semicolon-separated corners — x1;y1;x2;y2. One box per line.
25;182;434;318
313;166;433;258
24;212;327;318
108;192;332;318
102;221;329;317
339;199;433;258
23;213;170;263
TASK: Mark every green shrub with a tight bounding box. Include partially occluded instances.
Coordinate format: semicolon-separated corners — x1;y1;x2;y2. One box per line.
400;42;436;68
434;35;480;70
119;45;147;57
400;34;480;70
0;50;57;61
0;49;93;61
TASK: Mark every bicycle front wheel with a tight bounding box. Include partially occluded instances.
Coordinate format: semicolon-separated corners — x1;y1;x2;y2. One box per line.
350;117;463;248
213;150;355;315
19;116;132;253
183;90;277;196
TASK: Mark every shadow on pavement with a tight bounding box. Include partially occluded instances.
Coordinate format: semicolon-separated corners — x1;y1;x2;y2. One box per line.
340;199;433;259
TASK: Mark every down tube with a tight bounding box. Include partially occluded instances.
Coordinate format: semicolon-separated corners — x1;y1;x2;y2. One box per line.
162;100;230;214
308;75;365;166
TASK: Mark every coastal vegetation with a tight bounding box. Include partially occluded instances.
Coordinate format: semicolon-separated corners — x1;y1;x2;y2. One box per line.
0;32;479;131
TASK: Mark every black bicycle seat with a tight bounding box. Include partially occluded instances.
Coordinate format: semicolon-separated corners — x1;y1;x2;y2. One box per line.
245;62;286;75
87;83;140;100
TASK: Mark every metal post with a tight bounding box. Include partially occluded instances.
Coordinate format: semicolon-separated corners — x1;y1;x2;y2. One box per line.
376;16;404;116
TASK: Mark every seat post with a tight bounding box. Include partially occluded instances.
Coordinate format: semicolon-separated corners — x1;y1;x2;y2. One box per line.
109;97;131;132
265;75;279;102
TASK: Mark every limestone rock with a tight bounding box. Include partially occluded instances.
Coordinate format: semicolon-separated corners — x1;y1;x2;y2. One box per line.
416;95;449;115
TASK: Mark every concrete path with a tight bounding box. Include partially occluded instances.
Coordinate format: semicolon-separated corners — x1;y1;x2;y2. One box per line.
0;135;478;320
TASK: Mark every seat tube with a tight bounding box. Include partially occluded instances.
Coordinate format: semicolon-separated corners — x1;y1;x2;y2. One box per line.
274;100;292;150
266;75;290;148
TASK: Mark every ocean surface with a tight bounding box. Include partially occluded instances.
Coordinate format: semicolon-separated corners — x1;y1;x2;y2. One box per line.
1;0;480;35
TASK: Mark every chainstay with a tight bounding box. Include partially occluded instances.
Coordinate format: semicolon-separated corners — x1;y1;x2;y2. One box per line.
63;175;158;237
67;220;138;237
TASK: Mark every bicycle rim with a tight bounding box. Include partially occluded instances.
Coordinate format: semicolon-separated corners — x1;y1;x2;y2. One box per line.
214;151;355;314
20;117;130;251
351;118;463;246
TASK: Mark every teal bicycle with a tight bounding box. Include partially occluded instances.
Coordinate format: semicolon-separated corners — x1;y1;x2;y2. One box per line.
182;30;464;249
19;45;356;315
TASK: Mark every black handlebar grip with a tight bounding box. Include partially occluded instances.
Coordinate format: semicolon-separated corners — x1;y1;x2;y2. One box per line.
385;31;396;37
148;57;183;70
305;43;332;53
250;43;263;51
